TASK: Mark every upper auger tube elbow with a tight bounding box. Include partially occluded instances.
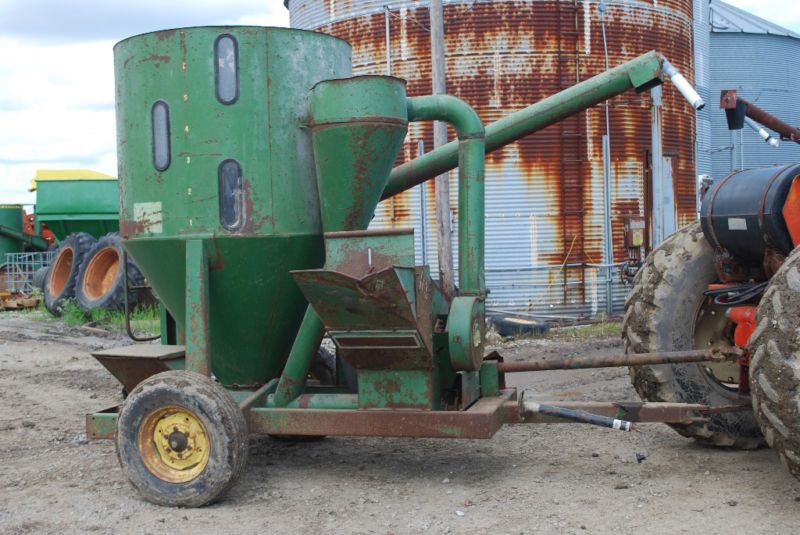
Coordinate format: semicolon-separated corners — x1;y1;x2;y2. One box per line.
660;56;706;111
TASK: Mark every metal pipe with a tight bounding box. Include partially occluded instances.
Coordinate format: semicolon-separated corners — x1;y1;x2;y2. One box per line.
122;250;159;342
720;89;800;143
496;347;740;373
0;225;49;251
741;97;800;142
651;85;665;246
745;117;780;147
406;95;485;294
382;51;668;198
522;402;635;431
660;58;705;110
601;135;614;315
272;306;326;406
506;400;748;424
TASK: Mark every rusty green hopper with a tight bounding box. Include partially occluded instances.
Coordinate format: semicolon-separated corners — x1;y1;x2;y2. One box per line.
115;27;352;387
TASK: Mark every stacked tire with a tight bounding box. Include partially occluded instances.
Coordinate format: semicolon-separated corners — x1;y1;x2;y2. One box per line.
43;232;148;316
44;232;97;315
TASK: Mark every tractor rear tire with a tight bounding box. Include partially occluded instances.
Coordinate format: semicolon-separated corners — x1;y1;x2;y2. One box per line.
749;248;800;479
116;370;249;507
623;221;763;448
44;232;97;316
75;233;145;311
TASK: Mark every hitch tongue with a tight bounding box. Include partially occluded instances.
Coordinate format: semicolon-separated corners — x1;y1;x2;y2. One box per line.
661;57;705;110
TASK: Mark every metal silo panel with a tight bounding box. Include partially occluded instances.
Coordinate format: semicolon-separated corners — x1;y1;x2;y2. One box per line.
289;0;696;318
710;33;800;179
694;0;713;179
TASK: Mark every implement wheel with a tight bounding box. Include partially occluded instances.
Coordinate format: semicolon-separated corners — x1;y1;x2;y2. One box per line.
623;221;763;448
44;232;96;316
116;371;248;507
750;248;800;479
75;232;145;311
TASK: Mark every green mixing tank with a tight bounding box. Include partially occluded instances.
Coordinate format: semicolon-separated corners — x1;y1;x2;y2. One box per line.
115;27;351;387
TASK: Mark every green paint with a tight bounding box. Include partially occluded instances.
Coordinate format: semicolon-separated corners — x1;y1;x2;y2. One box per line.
86;411;118;440
184;239;210;376
479;361;500;397
405;96;485;295
0;204;50;254
309;76;408;233
272;76;409;405
115;27;350;387
323;231;415;271
272;306;325;406
383;51;666;198
358;370;433;409
268;393;358;409
34;179;118;240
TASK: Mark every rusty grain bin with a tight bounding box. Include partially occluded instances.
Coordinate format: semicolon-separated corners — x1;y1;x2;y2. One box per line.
285;0;697;318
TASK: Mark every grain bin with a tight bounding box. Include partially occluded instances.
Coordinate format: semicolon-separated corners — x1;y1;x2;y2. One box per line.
709;0;800;177
285;0;698;318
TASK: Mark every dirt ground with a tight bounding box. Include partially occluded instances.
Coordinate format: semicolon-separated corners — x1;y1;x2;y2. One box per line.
1;314;798;535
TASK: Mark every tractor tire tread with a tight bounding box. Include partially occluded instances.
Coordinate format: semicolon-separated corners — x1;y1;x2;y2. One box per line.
623;221;764;449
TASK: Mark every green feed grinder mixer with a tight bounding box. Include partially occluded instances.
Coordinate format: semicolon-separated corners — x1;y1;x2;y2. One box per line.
87;26;707;507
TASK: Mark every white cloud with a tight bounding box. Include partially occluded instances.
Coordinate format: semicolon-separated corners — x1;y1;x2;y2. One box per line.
723;0;800;34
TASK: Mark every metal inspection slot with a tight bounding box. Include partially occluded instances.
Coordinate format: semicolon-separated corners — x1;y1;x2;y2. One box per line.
151;101;171;171
218;159;243;231
214;34;239;104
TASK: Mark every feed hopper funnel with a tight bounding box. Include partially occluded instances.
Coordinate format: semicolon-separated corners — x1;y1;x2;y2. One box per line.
308;76;408;233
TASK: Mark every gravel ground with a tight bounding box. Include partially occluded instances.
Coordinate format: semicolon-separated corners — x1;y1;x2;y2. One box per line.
0;315;798;535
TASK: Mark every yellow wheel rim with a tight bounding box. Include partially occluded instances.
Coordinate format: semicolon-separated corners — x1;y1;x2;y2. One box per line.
138;406;211;483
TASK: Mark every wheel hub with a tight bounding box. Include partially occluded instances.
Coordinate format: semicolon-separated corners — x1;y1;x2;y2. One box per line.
138;406;210;483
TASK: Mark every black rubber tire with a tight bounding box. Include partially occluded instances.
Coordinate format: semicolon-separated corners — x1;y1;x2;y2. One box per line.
308;346;336;386
749;247;800;479
32;266;49;291
623;221;763;448
43;232;96;316
75;232;145;311
116;370;248;507
488;314;550;338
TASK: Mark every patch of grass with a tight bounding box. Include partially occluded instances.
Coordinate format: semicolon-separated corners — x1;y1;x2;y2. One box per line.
60;300;89;327
53;299;160;335
88;304;160;334
547;320;622;341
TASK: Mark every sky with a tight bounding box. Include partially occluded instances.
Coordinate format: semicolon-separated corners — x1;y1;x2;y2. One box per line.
0;0;798;205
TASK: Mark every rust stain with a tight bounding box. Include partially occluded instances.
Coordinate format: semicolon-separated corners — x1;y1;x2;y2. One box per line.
140;53;172;66
155;29;177;41
302;0;695;308
119;219;145;238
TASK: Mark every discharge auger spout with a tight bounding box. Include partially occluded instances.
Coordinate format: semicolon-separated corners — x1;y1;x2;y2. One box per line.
382;50;704;199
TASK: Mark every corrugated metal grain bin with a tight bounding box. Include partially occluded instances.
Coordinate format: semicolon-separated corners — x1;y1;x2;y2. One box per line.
709;0;800;179
286;0;697;318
